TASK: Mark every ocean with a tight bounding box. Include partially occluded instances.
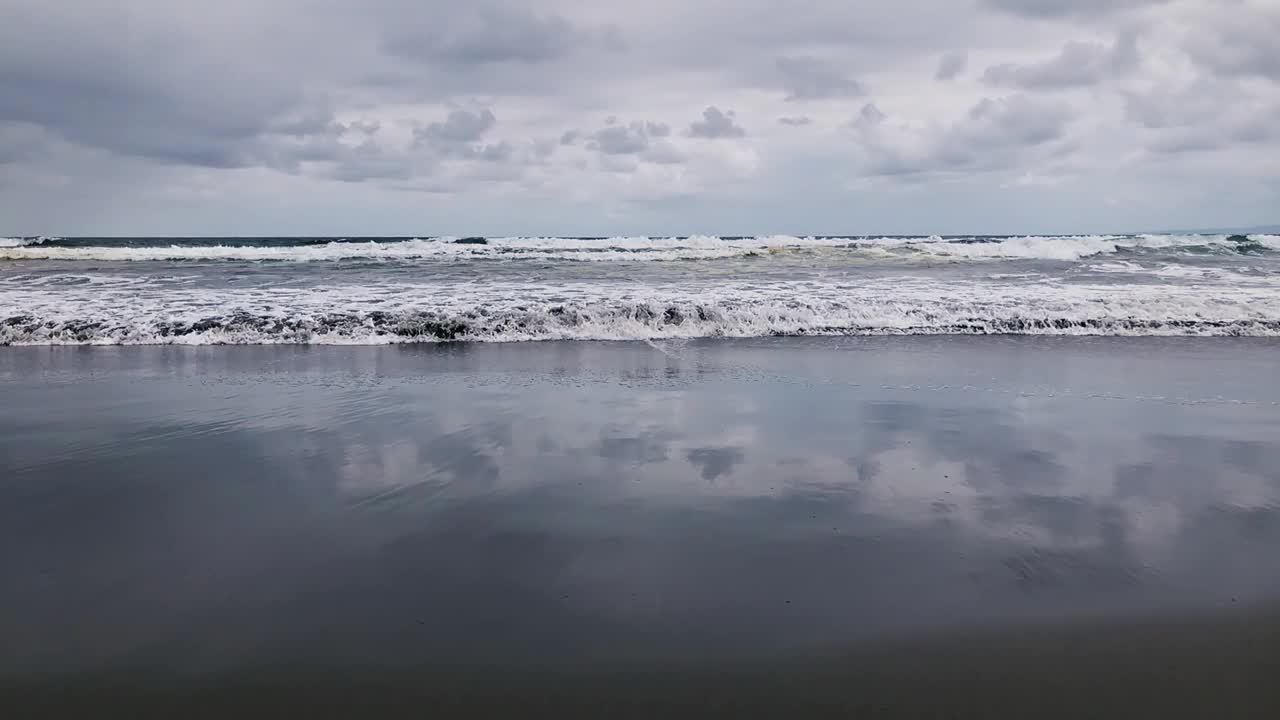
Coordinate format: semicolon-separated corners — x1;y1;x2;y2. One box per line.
3;233;1280;344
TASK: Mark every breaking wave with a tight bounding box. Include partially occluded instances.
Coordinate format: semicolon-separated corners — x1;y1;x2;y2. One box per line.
0;236;59;248
5;278;1279;345
2;234;1277;263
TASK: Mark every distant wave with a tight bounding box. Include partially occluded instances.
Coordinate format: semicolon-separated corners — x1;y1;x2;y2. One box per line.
0;236;60;248
6;277;1279;344
2;234;1277;263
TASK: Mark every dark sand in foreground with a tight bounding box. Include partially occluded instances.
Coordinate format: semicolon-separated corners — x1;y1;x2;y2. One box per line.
2;337;1278;716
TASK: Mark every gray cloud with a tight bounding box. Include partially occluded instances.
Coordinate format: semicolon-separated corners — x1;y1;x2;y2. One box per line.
642;142;687;165
532;138;557;159
0;4;345;175
1147;132;1225;155
349;2;631;104
983;0;1169;18
983;35;1137;89
851;103;887;129
590;124;651;155
775;56;865;101
964;95;1071;145
261;125;435;183
583;119;686;165
343;119;381;136
858;95;1072;177
381;6;585;66
402;108;531;168
597;155;638;174
0;46;315;170
410;108;518;166
475;141;515;163
0;0;1276;235
688;107;745;139
1184;8;1280;81
418;109;497;144
1122;81;1222;130
645;122;672;138
936;52;968;81
1128;81;1279;157
322;142;418;183
0;123;51;165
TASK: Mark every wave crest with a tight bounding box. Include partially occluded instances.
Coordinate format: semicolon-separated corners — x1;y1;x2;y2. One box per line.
0;236;60;248
2;234;1276;263
6;290;1280;345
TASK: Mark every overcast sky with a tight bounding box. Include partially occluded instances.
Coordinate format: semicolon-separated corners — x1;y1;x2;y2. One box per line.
1;0;1277;236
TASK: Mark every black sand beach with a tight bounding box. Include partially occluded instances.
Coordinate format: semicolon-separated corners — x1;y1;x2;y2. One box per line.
3;337;1279;717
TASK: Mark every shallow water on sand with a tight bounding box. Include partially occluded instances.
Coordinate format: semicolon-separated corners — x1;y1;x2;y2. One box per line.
2;337;1279;715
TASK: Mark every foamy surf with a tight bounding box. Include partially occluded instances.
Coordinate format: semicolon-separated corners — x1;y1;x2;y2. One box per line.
6;231;1279;345
5;277;1280;345
1;234;1275;263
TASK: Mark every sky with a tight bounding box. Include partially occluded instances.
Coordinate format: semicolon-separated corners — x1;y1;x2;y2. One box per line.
0;0;1277;236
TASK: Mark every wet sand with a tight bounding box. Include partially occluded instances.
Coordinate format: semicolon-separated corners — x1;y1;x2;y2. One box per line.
8;608;1278;718
2;337;1278;716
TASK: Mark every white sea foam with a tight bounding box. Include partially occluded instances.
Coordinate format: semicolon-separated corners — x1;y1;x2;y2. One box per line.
5;276;1279;345
0;236;861;263
910;236;1128;261
1085;261;1278;283
2;234;1273;263
906;234;1267;261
